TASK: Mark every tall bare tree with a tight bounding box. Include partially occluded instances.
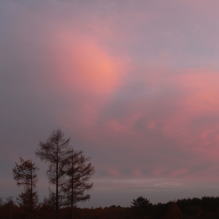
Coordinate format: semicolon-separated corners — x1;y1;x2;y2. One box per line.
36;129;70;219
62;149;94;218
13;158;38;216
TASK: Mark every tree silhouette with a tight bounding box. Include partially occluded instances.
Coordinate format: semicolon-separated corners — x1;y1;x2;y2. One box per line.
131;196;151;208
62;149;94;218
36;129;71;219
12;158;38;217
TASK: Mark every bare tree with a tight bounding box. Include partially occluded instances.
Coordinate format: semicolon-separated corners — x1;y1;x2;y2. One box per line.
13;158;38;217
62;149;94;218
36;129;70;219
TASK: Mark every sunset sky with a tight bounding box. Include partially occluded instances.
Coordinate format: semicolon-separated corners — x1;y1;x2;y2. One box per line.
1;0;219;207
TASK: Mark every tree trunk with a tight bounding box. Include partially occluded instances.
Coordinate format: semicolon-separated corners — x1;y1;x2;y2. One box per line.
56;144;59;219
30;167;33;219
71;154;74;219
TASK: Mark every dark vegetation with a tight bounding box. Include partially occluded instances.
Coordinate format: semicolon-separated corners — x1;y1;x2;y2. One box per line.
2;129;219;219
1;196;219;219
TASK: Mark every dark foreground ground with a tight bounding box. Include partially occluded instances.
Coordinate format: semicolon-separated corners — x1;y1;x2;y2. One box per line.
1;197;219;219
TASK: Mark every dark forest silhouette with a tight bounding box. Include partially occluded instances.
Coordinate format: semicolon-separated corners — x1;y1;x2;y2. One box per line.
1;196;219;219
1;129;219;219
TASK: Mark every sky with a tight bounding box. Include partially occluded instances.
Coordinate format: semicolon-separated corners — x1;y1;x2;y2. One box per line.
1;0;219;207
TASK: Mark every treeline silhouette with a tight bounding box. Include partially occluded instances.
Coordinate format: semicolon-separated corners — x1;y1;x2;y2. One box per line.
3;129;219;219
1;196;219;218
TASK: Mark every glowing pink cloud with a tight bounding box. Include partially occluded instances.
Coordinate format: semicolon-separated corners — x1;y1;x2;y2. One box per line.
161;70;219;158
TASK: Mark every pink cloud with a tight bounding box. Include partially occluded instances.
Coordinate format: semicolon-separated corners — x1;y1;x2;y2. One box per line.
161;70;219;157
41;28;127;132
49;31;123;96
